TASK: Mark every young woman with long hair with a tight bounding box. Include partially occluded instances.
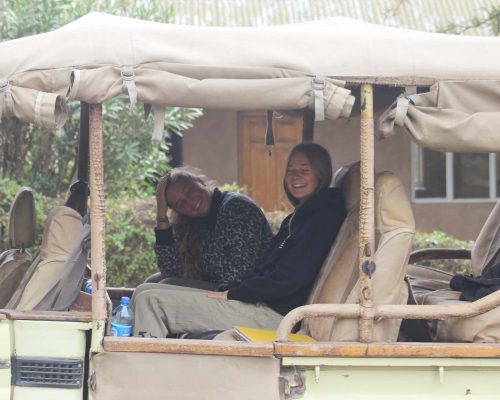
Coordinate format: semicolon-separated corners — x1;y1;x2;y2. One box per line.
154;168;273;289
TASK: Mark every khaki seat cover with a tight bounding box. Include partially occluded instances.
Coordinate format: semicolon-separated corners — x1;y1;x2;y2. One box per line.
14;206;83;310
0;251;31;308
418;290;500;343
304;164;415;342
408;202;500;343
471;200;500;275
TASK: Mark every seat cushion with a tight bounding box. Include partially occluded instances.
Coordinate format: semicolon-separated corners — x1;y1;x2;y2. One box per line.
419;289;500;343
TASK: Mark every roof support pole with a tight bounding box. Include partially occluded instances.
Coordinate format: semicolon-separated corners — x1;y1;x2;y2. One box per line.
89;103;106;353
358;84;375;342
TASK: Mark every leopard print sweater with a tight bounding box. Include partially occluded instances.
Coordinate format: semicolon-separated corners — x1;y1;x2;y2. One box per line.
154;190;273;286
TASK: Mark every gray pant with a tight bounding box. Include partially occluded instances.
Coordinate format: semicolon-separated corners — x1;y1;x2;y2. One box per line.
131;283;283;338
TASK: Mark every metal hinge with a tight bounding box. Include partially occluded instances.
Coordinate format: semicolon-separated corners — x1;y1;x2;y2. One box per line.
90;369;97;392
279;366;306;399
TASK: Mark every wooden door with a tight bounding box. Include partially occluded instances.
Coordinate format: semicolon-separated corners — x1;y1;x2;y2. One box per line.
239;112;302;211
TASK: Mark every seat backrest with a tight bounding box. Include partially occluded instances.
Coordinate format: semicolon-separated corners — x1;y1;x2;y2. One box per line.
0;187;36;307
471;200;500;275
8;206;86;311
304;163;415;342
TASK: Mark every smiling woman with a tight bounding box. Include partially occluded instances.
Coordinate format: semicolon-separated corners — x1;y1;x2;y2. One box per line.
284;143;333;206
165;174;213;217
153;168;273;287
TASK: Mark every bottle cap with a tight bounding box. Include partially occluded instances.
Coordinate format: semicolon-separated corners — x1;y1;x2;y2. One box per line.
121;296;130;305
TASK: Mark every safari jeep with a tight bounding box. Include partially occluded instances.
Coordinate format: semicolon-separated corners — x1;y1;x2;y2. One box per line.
1;12;500;400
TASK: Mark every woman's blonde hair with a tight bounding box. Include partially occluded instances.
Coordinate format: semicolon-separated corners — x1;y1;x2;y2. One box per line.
283;143;333;206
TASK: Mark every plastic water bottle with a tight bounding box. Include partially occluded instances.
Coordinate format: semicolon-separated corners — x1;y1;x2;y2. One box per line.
110;296;134;337
84;279;93;294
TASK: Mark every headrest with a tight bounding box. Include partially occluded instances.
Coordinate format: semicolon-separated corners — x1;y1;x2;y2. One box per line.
375;172;415;233
333;161;360;212
9;187;36;249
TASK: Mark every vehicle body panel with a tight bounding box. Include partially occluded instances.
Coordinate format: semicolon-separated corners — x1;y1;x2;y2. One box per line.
284;356;500;399
8;319;90;400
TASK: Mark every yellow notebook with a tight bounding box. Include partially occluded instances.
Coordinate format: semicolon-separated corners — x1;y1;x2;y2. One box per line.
232;325;315;343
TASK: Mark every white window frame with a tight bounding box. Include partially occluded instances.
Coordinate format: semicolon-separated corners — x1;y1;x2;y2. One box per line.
411;143;499;203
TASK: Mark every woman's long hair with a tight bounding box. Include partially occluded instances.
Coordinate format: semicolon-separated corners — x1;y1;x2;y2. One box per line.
283;143;333;206
165;168;216;280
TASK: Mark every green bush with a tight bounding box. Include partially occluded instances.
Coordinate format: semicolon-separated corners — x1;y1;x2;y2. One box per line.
219;182;247;194
105;198;157;287
413;231;474;274
265;210;288;234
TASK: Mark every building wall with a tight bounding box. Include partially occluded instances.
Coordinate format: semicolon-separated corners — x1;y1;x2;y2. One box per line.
183;109;239;184
183;108;495;240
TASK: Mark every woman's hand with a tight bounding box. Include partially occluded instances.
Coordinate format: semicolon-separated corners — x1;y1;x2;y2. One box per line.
156;174;170;228
207;290;228;300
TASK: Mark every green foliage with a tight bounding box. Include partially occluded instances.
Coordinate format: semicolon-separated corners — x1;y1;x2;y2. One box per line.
0;0;175;40
219;182;247;194
0;0;203;283
102;100;202;198
438;6;500;36
265;210;288;234
0;0;202;199
0;181;156;286
105;197;157;287
413;231;474;274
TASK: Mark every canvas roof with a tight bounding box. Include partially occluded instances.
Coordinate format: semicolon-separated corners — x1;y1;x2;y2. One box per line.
2;12;500;85
1;12;500;148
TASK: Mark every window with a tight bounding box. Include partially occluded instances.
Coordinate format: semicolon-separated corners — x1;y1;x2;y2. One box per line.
412;145;499;202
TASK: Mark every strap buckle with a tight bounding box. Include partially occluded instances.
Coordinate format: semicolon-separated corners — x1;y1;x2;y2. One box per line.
311;77;326;121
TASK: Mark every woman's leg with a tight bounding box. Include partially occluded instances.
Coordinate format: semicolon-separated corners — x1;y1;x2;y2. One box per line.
132;282;207;304
132;287;283;338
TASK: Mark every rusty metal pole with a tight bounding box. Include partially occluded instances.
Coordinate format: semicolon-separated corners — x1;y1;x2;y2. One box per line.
358;84;376;342
89;103;106;353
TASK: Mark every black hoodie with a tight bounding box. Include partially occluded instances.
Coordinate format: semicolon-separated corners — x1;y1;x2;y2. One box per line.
226;187;346;315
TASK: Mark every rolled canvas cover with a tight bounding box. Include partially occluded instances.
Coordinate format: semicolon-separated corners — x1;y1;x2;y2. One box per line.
0;83;67;128
15;206;83;310
67;67;354;119
378;81;500;153
92;352;280;400
305;168;414;342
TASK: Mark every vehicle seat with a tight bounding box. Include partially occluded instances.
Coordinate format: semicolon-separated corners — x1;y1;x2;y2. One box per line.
0;187;36;308
7;205;90;311
303;161;415;342
409;200;500;342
